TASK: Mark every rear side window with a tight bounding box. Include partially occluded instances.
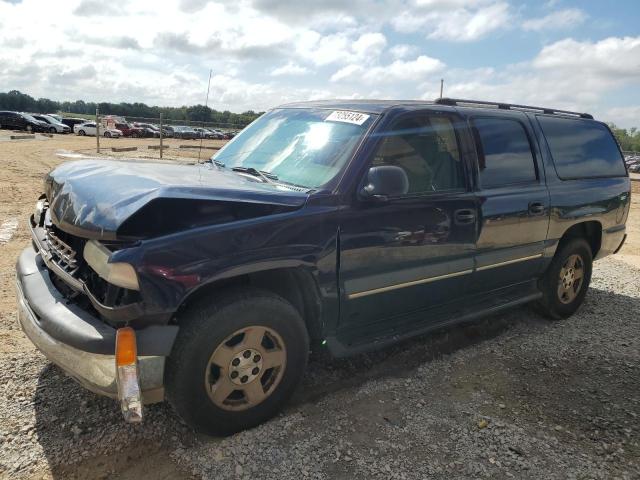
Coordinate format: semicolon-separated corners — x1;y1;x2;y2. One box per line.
538;116;626;178
472;117;537;188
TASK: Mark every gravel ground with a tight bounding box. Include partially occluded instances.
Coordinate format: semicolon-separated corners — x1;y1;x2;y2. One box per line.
0;135;638;479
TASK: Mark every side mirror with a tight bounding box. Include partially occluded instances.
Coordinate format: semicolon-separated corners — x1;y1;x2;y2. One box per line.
360;165;409;200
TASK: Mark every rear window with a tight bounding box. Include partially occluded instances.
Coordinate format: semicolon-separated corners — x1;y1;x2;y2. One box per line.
472;117;537;189
538;116;626;179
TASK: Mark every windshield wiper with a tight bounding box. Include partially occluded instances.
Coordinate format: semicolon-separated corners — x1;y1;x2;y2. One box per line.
231;166;278;184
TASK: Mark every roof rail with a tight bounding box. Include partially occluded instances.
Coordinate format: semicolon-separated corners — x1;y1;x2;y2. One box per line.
434;97;593;120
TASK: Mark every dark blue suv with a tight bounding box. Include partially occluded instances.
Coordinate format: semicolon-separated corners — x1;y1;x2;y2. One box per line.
16;98;630;435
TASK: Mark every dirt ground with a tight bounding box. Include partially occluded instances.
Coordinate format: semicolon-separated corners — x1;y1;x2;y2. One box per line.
0;132;639;479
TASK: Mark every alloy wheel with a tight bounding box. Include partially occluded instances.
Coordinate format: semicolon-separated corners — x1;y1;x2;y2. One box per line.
205;325;287;411
557;253;584;304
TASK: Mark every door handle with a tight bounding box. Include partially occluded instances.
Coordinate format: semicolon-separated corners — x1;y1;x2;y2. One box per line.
528;202;545;216
454;209;476;225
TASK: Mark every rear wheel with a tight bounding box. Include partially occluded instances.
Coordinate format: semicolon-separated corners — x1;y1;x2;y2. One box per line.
536;238;592;319
165;288;309;436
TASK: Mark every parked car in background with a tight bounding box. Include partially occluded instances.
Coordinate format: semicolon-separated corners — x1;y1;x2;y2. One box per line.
114;122;146;138
32;114;71;134
0;111;48;132
47;113;63;123
173;126;199;139
62;117;90;131
193;127;215;139
204;128;225;139
133;123;161;138
74;122;122;138
161;125;176;138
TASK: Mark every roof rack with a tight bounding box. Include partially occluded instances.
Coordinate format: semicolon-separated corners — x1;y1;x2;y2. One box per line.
434;98;593;119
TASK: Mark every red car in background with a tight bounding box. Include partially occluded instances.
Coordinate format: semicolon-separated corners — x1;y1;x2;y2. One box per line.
114;122;146;137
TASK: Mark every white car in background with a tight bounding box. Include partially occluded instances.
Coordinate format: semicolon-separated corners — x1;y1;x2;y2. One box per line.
73;122;122;138
32;114;71;134
46;113;63;123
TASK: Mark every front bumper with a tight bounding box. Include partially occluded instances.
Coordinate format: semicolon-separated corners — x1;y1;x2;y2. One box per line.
16;248;176;404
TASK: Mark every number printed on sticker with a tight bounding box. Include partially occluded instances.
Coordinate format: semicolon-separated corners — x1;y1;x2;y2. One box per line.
325;110;370;126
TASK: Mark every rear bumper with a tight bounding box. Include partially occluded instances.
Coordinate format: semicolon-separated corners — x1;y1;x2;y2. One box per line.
16;247;176;403
595;225;627;260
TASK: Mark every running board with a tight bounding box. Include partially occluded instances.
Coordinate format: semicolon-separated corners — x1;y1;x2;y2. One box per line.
326;291;542;358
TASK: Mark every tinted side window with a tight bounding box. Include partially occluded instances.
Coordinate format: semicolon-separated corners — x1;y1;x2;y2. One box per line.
472;117;537;188
372;114;465;194
538;116;626;178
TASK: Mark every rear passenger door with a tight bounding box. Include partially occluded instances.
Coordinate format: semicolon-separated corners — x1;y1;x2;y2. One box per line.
468;113;550;293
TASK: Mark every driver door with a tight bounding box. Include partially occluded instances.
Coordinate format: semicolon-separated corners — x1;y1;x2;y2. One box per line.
338;111;478;338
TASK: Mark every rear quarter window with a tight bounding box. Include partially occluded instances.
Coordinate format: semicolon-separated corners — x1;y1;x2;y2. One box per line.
471;117;538;189
537;116;626;179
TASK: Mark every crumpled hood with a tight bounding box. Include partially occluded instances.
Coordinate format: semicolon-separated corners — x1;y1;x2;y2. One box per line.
45;159;309;240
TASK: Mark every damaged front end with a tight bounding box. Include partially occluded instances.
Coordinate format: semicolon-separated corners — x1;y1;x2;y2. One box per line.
18;159;309;422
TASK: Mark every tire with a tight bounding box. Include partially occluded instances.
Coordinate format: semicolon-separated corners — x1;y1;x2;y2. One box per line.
26;125;33;133
49;127;56;134
104;132;111;138
165;287;309;436
78;130;85;136
536;238;593;319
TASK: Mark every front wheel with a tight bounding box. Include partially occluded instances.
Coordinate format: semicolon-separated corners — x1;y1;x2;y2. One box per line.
536;238;593;319
104;131;111;138
49;127;57;134
78;130;85;136
165;288;309;436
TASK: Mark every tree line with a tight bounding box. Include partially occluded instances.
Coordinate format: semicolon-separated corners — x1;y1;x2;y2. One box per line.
2;90;638;145
0;90;262;127
608;125;640;153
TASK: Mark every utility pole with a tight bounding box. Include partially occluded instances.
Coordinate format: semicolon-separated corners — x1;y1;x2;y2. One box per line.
159;113;163;159
439;79;444;99
198;69;213;163
96;107;100;153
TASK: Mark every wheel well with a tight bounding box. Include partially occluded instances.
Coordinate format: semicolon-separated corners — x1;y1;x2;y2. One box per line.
175;268;323;341
559;221;602;257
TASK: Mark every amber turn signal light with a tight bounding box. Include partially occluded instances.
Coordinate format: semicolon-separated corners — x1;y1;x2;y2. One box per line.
116;327;137;366
115;327;142;423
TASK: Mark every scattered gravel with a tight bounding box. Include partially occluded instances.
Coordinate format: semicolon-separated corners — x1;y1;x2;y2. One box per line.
1;257;639;479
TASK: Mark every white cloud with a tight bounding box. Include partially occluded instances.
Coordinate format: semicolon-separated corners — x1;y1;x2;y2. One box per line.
331;55;445;84
602;106;640;129
352;33;387;60
420;36;640;127
296;31;388;66
389;44;419;59
532;36;640;80
270;62;310;76
522;8;587;31
392;1;512;41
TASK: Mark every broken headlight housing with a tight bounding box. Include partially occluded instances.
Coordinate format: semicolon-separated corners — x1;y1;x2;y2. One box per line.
83;240;140;291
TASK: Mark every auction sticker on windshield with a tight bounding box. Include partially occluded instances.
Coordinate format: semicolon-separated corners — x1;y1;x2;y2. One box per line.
325;110;370;126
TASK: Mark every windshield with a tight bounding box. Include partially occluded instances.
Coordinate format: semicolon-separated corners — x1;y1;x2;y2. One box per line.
22;114;39;122
211;108;376;189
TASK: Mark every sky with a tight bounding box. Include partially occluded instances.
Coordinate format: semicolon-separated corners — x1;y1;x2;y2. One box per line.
0;0;639;127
